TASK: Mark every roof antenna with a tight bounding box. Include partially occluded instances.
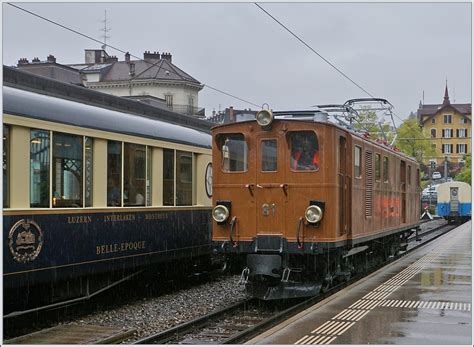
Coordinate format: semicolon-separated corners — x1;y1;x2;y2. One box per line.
100;10;111;51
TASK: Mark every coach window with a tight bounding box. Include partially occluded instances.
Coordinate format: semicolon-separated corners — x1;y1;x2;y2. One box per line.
107;141;122;206
30;129;50;207
289;131;319;171
375;153;381;181
261;139;277;172
3;125;9;208
146;147;152;206
176;150;193;206
124;143;146;207
52;132;83;207
354;146;362;178
163;148;175;206
383;156;389;183
84;137;93;207
219;134;248;172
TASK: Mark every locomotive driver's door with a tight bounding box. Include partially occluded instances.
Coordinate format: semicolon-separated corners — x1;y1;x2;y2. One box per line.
338;135;351;237
255;136;286;235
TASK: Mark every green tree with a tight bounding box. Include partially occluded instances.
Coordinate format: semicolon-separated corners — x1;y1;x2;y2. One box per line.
395;117;435;163
353;108;392;141
455;154;471;184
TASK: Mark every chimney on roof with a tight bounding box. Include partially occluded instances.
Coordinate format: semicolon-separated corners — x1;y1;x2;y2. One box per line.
17;58;29;65
144;51;160;60
161;52;172;63
32;57;40;63
125;52;130;63
106;55;118;63
46;55;56;63
443;80;450;105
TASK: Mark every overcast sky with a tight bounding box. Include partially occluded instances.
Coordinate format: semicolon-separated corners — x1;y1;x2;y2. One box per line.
2;2;472;121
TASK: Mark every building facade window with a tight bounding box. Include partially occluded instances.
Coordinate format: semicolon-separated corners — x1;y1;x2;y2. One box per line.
444;115;452;124
457;144;467;154
165;94;173;108
442;129;453;138
457;128;467;138
430;129;436;138
442;144;453;154
30;129;50;207
460;117;467;124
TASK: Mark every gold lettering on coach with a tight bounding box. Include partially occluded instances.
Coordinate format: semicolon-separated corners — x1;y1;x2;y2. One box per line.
103;214;136;222
96;241;146;255
67;215;92;224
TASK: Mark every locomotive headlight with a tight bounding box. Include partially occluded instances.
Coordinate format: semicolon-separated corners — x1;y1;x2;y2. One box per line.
213;205;230;223
305;205;323;224
256;109;273;127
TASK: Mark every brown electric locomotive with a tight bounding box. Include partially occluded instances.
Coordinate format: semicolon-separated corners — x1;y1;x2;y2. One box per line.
211;104;421;300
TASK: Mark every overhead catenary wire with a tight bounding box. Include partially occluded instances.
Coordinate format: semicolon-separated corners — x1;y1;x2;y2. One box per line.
7;3;262;110
254;3;412;126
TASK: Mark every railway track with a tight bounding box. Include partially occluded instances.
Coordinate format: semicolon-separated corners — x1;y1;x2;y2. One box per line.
133;219;457;345
5;220;458;345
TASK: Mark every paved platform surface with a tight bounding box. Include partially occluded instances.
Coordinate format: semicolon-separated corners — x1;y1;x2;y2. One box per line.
248;221;472;345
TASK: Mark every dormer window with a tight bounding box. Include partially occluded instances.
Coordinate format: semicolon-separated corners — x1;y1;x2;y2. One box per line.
431;118;435;124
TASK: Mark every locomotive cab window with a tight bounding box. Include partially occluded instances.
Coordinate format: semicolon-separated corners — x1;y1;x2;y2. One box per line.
219;133;248;172
261;139;277;172
289;131;319;171
375;153;381;181
383;156;389;183
354;146;362;178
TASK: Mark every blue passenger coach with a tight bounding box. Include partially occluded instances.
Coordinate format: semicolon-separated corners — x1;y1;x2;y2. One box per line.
3;74;213;315
436;181;471;223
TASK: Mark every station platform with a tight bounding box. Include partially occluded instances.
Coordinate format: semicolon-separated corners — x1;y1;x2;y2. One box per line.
248;221;472;345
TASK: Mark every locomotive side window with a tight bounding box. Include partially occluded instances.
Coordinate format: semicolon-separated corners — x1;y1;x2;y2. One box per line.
52;132;83;208
354;146;362;178
261;139;277;172
375;153;381;181
3;125;9;208
124;143;146;207
408;165;412;186
107;141;122;207
383;156;389;183
219;134;248;172
289;131;319;171
176;150;193;206
163;148;175;206
30;129;50;207
84;137;93;207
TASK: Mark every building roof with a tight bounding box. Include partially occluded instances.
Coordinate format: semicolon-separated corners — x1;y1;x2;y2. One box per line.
96;58;201;85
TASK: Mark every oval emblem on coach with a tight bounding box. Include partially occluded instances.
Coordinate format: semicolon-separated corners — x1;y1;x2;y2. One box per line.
8;219;44;263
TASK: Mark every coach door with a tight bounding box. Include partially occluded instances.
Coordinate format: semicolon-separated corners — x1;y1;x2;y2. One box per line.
450;187;459;213
400;160;406;223
339;135;351;237
255;135;286;235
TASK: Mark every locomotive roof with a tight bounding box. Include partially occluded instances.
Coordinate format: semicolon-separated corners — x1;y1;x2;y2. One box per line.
3;86;212;149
